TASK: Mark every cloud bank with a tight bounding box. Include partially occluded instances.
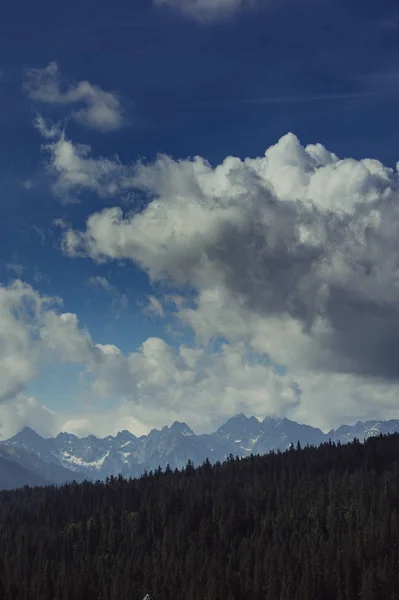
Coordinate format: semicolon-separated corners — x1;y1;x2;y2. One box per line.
10;128;399;436
25;62;125;132
0;280;299;438
61;132;399;384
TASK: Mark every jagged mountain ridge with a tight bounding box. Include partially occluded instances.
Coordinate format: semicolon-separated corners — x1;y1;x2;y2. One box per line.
4;414;399;481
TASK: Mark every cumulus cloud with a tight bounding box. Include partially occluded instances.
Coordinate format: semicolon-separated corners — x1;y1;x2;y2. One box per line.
11;131;399;431
0;279;299;434
0;281;100;405
25;62;125;132
0;281;52;402
291;372;399;432
89;338;300;429
154;0;253;20
62;132;399;391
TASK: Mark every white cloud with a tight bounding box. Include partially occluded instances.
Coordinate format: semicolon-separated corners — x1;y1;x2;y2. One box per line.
89;275;118;295
144;296;165;318
0;395;58;439
35;127;131;201
0;281;97;405
290;372;399;432
0;281;51;402
0;394;150;440
7;132;399;433
3;369;399;440
0;279;300;435
6;261;24;278
89;338;300;431
52;217;69;229
26;62;125;132
58;132;399;429
154;0;253;20
33;114;61;139
59;411;150;439
58;402;152;437
21;179;36;190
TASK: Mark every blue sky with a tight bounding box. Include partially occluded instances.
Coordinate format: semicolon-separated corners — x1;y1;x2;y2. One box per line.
1;0;399;439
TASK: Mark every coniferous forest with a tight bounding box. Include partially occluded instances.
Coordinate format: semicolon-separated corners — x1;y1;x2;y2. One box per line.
1;435;399;600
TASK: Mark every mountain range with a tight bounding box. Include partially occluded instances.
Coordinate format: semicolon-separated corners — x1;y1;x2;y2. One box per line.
2;413;399;489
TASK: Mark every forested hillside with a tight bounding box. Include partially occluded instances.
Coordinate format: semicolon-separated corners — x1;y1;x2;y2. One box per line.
1;435;399;600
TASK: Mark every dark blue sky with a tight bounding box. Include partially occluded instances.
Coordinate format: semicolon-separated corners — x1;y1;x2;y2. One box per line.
1;0;399;433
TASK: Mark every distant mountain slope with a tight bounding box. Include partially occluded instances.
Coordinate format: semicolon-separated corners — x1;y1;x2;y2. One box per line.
0;455;50;490
328;419;399;444
5;414;399;481
0;443;85;488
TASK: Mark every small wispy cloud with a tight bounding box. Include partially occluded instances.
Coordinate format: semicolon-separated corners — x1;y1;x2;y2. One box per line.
31;225;46;245
20;179;36;190
52;217;69;229
33;121;130;202
144;296;165;318
33;113;62;139
33;270;50;285
154;0;253;21
89;276;119;295
25;62;126;132
6;261;24;278
88;276;128;317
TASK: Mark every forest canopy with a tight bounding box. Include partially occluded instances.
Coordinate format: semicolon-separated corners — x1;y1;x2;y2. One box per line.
1;435;399;600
